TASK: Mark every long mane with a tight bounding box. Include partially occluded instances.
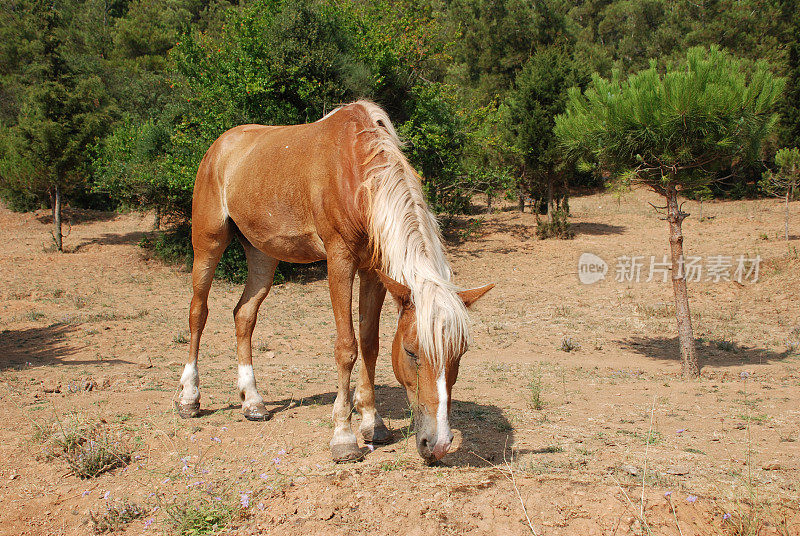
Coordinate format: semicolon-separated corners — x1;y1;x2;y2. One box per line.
351;100;470;373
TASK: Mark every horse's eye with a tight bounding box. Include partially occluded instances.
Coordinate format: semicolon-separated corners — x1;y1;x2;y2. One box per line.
404;347;418;360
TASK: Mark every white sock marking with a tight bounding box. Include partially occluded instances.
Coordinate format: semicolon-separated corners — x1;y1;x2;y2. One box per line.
180;362;199;402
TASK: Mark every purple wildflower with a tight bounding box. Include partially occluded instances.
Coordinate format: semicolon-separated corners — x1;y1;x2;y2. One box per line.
273;457;281;465
664;491;672;498
687;495;698;503
258;502;265;510
366;444;375;452
240;493;250;508
676;429;686;434
103;491;110;501
260;473;270;481
211;437;221;443
723;513;731;521
221;426;228;431
740;371;750;380
161;478;170;484
144;518;154;529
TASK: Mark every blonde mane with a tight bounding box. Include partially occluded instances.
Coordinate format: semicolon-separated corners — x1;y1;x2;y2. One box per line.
350;100;470;373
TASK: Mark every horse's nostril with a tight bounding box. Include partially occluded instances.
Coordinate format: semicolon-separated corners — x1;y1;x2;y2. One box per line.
420;437;429;448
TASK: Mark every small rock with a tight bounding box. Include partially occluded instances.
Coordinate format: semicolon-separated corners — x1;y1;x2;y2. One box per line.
618;463;639;476
264;351;276;359
762;461;783;471
667;466;689;475
318;507;335;520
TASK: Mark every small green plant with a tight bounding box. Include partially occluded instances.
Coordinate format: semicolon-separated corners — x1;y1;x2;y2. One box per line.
173;332;190;345
635;302;674;319
36;415;133;478
684;447;706;455
528;375;543;410
560;337;580;352
715;339;738;352
90;501;147;533
167;499;242;536
459;217;484;241
24;311;45;321
535;209;574;239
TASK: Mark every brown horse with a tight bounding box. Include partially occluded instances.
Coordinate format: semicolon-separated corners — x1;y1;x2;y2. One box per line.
176;101;492;463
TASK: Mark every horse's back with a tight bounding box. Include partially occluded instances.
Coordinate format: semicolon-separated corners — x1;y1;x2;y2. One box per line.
193;109;370;263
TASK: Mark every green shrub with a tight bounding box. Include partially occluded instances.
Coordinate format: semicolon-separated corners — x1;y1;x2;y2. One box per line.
536;209;574;239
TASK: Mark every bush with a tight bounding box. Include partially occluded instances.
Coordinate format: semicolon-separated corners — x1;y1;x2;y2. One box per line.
141;225;289;285
536;208;574;239
0;185;41;212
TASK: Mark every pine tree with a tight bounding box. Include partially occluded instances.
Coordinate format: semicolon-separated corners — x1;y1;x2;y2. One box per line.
760;147;800;242
8;1;114;251
555;46;784;377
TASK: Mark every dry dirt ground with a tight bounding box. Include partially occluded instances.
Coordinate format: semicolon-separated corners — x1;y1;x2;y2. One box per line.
0;188;798;536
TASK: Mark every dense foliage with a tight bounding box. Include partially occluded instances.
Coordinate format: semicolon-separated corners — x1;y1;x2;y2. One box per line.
0;0;796;253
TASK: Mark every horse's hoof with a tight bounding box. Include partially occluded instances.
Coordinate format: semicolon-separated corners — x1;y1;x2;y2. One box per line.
175;401;201;419
243;403;270;421
331;443;366;463
362;422;393;444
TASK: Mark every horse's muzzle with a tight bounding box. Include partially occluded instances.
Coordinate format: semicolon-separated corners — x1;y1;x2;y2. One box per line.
414;412;454;462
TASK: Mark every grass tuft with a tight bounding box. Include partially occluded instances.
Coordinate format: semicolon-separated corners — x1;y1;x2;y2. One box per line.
90;501;147;533
35;415;133;478
560;337;581;352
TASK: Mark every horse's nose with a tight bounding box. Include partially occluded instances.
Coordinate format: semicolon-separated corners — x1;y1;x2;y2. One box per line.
416;430;437;461
431;431;454;460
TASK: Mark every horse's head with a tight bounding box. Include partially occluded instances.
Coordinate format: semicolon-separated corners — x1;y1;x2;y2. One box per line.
377;270;493;463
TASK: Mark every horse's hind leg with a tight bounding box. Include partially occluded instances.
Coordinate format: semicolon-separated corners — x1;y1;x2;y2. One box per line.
233;239;279;421
354;268;391;443
177;219;232;418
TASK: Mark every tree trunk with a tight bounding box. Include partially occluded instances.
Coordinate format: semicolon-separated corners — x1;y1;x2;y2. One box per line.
785;191;790;242
547;175;554;224
54;183;63;252
699;199;703;221
154;205;162;231
666;186;698;377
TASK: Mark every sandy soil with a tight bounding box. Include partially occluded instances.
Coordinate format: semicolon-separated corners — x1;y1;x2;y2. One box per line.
0;188;798;536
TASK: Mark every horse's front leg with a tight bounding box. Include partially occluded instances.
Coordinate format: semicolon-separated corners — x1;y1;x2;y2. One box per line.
354;268;391;443
326;252;364;462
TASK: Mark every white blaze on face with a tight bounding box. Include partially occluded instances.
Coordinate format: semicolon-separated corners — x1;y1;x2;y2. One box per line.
435;372;452;454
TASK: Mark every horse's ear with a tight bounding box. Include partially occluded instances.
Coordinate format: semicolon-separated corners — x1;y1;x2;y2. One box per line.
376;269;412;309
458;284;494;308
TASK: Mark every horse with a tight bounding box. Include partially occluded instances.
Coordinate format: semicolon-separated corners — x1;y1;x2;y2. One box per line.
176;100;493;463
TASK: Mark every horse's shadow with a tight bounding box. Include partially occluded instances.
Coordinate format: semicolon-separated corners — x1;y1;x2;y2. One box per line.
257;384;513;467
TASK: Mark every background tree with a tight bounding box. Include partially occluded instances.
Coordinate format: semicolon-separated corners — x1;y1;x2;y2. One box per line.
760;147;800;242
501;45;587;227
2;1;114;251
555;46;784;377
